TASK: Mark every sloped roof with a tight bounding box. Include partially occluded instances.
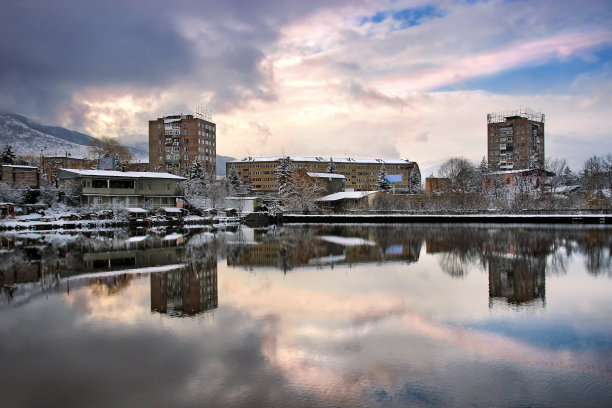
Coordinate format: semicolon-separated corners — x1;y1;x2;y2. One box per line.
229;156;414;165
316;191;378;202
307;172;345;179
57;169;185;180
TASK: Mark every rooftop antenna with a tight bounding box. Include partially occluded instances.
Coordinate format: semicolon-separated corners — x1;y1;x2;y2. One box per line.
195;105;212;121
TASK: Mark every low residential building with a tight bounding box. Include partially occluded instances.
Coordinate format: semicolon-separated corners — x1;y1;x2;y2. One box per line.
316;191;379;212
227;156;420;194
1;165;40;188
425;177;451;195
306;172;345;195
56;169;185;208
483;169;553;192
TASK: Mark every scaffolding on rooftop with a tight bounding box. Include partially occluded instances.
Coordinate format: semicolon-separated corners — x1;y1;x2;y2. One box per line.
487;107;545;124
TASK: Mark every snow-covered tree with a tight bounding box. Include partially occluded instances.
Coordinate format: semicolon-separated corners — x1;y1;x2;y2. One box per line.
326;157;336;174
189;158;205;180
0;182;25;204
545;158;570;193
1;144;16;165
438;157;479;193
227;165;241;194
377;164;390;191
276;156;295;196
408;165;423;194
281;171;323;213
581;155;608;194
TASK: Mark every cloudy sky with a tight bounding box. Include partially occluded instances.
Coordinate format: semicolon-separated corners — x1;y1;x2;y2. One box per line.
1;0;611;173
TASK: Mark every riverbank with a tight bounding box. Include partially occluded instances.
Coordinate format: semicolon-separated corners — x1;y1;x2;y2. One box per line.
281;213;612;224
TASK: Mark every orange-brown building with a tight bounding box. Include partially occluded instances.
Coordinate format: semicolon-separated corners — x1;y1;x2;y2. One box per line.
148;114;216;176
425;177;451;195
487;108;545;170
227;156;420;194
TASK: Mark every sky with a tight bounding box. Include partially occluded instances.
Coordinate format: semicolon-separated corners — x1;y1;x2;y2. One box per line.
1;0;611;174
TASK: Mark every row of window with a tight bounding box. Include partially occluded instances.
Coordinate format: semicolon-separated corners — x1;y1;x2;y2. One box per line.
157;121;216;131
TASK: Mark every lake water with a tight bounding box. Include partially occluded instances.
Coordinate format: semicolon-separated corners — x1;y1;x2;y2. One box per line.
1;224;611;407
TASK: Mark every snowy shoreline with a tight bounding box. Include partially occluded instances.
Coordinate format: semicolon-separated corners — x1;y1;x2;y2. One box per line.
281;213;612;225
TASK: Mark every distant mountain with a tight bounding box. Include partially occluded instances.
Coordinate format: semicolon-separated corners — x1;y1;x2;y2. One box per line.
1;112;95;146
0;112;236;174
0;113;90;158
216;155;236;175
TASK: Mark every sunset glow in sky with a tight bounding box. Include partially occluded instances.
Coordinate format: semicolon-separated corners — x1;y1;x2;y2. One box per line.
1;0;611;172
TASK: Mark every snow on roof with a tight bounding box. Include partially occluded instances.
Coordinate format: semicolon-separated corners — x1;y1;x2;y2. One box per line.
2;164;38;169
126;207;148;213
160;207;182;213
164;118;181;124
58;169;185;180
127;236;148;242
307;172;345;179
229;156;414;165
163;233;183;240
319;235;376;246
488;168;553;176
316;191;378;202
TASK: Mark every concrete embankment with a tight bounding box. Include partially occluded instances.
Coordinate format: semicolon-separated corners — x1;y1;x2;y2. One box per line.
281;214;612;225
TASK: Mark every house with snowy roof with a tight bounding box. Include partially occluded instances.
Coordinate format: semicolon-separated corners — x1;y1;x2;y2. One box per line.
1;165;40;189
56;169;185;208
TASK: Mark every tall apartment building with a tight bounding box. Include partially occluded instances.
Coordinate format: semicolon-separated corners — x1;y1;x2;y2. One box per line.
227;156;420;194
149;114;216;176
487;108;544;170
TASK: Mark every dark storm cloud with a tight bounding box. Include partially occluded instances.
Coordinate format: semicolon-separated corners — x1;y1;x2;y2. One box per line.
0;0;341;123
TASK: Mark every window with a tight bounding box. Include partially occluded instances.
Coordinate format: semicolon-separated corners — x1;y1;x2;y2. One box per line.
184;155;189;160
184;138;188;143
147;183;151;190
158;124;162;128
166;183;170;190
184;130;188;135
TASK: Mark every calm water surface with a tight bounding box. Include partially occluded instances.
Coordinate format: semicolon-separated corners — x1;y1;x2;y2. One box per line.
1;224;611;407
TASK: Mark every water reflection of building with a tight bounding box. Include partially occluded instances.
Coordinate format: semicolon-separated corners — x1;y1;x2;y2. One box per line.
488;257;546;307
151;256;218;317
228;233;421;271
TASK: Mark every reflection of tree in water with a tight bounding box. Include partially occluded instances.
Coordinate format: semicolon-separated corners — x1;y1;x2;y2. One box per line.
577;229;612;277
89;275;134;297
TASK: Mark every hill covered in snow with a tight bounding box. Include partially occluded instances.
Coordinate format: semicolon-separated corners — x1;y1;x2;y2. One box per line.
0;113;91;158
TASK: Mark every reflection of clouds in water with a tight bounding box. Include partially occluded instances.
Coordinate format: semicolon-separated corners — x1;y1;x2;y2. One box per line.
62;276;150;323
220;265;612;406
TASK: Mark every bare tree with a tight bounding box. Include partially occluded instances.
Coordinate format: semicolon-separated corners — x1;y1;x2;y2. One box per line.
438;157;479;193
88;137;133;170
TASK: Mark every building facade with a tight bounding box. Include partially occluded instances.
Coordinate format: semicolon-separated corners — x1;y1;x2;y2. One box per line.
1;165;40;188
56;169;185;208
148;114;216;176
227;156;420;194
487;108;545;170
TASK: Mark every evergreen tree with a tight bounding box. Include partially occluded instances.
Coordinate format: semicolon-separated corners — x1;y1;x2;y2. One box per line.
1;144;16;165
377;164;390;192
227;165;241;193
409;165;423;194
479;156;489;176
189;158;205;180
326;157;336;174
276;156;295;196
